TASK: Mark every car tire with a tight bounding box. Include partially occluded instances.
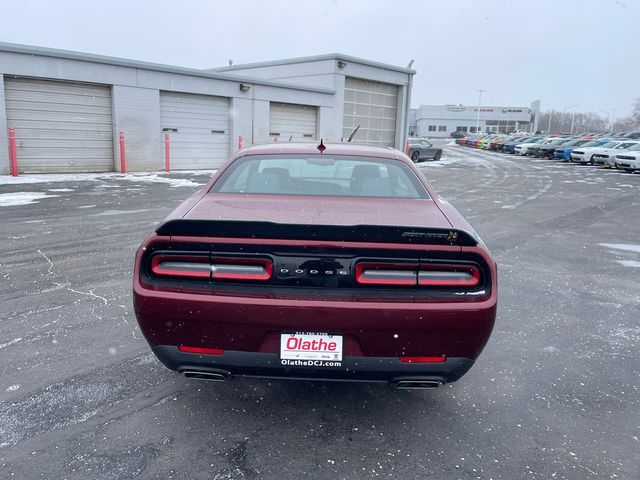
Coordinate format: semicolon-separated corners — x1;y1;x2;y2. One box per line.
434;151;442;161
589;156;595;165
411;151;420;163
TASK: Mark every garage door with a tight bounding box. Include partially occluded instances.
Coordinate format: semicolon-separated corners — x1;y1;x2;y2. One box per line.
269;102;317;141
160;92;230;169
4;78;113;173
343;77;398;147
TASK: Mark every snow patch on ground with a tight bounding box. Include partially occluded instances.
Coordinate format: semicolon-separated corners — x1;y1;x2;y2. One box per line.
616;260;640;268
0;337;22;349
48;188;74;192
0;192;59;207
124;173;205;188
0;171;215;187
93;209;150;216
6;385;21;392
599;243;640;254
0;173;110;184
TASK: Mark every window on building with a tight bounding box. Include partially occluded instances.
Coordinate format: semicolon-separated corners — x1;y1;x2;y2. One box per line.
438;126;446;132
469;127;477;133
456;126;468;132
428;125;436;132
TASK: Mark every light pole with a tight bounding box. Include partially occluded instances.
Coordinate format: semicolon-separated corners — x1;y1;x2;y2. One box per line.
610;108;616;131
562;105;578;134
596;109;610;133
475;89;484;133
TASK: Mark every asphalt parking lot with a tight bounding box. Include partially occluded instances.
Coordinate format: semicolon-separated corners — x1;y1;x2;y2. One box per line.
1;143;639;480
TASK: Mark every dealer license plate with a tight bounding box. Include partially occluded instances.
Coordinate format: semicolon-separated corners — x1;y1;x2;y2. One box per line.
280;332;343;362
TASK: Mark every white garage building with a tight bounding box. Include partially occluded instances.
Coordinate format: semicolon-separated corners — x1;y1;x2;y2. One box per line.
0;43;415;174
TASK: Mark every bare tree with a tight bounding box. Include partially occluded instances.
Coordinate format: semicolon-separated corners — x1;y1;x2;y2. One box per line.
611;98;640;131
538;110;608;134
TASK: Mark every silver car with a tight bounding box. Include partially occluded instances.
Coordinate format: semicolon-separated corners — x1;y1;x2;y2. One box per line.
407;139;443;163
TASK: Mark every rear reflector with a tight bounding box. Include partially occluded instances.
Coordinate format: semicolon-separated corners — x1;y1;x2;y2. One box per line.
355;263;418;285
178;345;224;355
400;355;446;363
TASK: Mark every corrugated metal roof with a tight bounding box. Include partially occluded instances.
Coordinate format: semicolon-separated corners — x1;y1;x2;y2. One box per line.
209;53;416;75
0;42;336;94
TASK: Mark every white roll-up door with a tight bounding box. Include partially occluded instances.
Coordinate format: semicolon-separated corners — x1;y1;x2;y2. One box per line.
4;78;114;173
160;92;230;169
343;77;398;147
269;102;317;141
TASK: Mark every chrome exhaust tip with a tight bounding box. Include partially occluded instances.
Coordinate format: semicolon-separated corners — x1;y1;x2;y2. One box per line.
394;380;442;390
182;371;227;382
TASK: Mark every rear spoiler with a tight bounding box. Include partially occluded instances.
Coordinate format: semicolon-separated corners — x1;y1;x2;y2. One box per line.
155;220;478;246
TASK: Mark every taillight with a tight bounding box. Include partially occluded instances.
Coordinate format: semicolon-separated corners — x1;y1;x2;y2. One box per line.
212;257;272;281
149;254;272;281
418;264;480;287
355;263;418;285
150;255;210;278
355;262;481;287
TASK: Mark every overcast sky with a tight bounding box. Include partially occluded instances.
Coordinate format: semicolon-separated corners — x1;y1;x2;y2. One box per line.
1;0;637;118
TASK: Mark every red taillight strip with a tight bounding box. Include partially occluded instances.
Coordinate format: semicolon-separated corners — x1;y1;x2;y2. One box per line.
211;257;272;281
400;355;446;363
150;255;211;278
418;264;480;287
355;262;481;287
178;345;224;355
355;263;418;285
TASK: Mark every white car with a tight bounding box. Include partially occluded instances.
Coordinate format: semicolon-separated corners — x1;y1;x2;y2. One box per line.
591;141;640;167
570;140;633;164
614;143;640;171
514;138;548;156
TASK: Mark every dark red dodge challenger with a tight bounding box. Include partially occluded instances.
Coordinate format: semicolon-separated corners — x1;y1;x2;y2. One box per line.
134;142;497;389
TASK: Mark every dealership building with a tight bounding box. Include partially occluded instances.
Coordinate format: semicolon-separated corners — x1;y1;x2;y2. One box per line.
409;101;541;138
0;43;414;174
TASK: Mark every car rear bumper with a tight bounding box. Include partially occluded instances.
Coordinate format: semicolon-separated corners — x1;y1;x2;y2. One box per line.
151;345;475;385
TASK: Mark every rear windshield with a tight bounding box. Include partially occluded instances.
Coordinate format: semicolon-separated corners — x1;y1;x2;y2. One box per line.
212;155;429;199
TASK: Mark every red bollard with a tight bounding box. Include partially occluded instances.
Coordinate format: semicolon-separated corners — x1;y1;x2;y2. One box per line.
119;131;126;173
405;139;410;155
238;135;244;150
9;128;18;176
164;133;170;172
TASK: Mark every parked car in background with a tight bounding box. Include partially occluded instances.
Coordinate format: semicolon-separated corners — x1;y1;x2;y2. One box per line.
570;140;630;164
528;138;569;157
133;142;498;388
552;139;592;161
614;143;640;171
564;139;611;162
622;132;640;139
514;137;547;155
496;135;529;152
535;138;574;159
407;138;443;162
450;130;467;139
592;141;640;167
